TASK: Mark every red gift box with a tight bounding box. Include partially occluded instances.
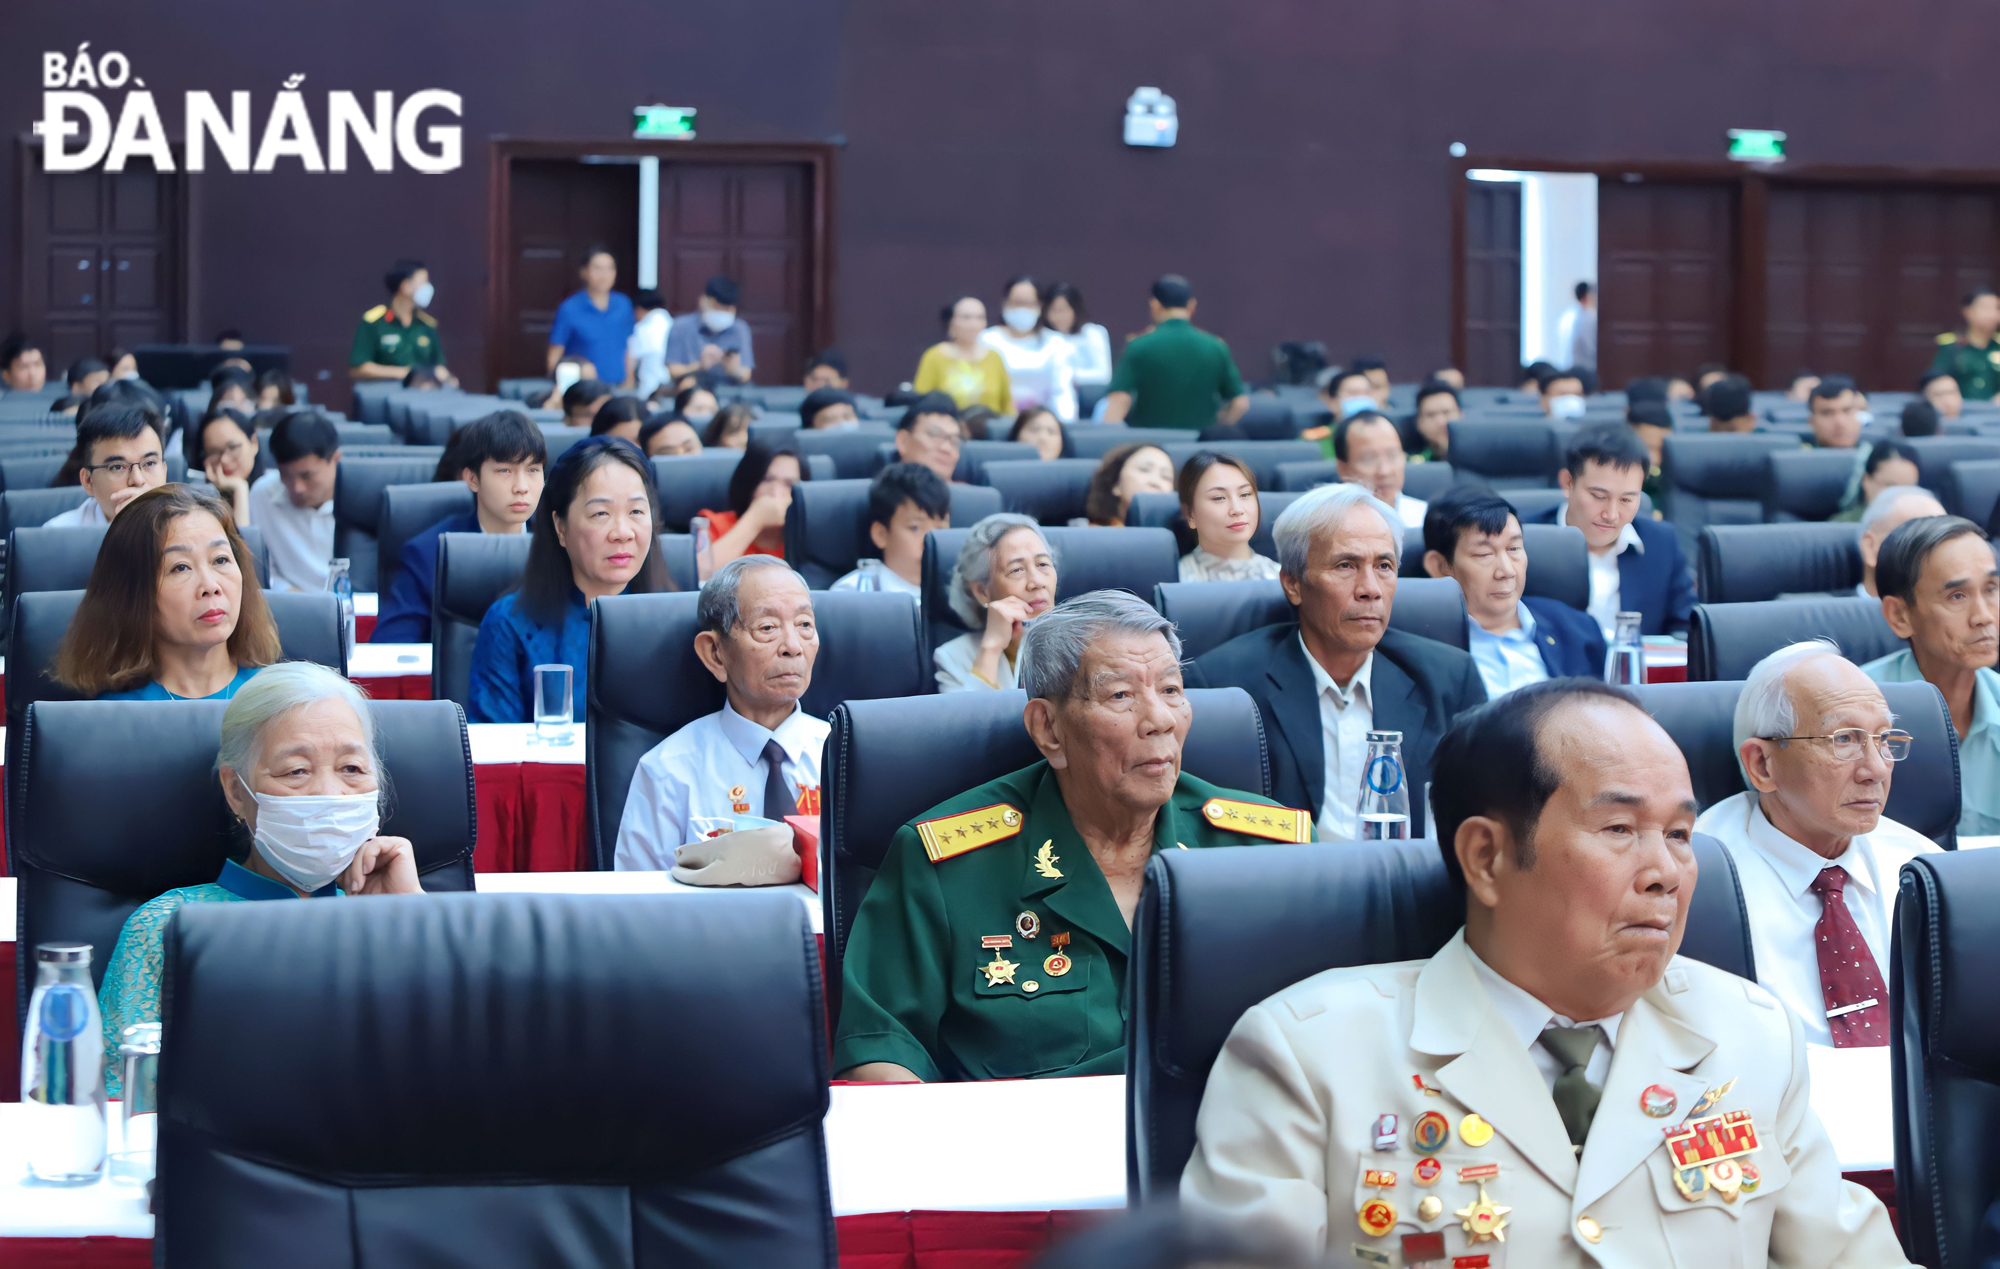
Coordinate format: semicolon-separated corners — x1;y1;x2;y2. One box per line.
787;814;820;892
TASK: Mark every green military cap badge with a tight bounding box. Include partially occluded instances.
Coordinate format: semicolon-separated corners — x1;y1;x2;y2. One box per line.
916;802;1023;863
1202;797;1312;843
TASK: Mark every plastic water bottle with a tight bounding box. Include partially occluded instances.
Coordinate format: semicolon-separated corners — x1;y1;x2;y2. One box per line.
1606;611;1646;686
328;557;355;662
856;559;883;592
20;943;106;1185
1357;730;1412;840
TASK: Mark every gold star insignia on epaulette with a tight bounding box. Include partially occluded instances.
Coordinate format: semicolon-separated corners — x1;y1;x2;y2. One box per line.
1202;798;1312;843
916;803;1025;863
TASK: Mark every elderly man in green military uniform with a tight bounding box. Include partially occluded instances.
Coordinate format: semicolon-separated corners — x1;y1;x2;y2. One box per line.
349;257;456;388
1928;285;2000;402
835;590;1313;1084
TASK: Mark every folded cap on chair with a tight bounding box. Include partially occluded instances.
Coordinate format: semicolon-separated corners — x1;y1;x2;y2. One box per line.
672;823;802;887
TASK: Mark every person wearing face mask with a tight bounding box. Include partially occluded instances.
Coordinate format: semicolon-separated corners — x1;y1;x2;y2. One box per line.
95;662;423;1095
1315;368;1378;429
980;276;1076;419
349;257;457;388
1541;369;1589;419
673;383;721;433
469;437;661;724
1085;443;1175;527
1177;452;1280;582
666;275;756;384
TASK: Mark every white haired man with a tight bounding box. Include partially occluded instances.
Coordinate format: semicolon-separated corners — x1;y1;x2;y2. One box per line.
1692;641;1939;1046
1856;484;1944;598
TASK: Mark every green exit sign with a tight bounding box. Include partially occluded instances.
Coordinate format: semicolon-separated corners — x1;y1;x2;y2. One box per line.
1727;128;1786;162
633;105;697;139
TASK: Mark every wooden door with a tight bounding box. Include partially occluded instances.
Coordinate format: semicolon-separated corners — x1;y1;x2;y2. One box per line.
19;152;183;370
658;163;813;385
1462;180;1522;386
1764;184;2000;389
1597;181;1737;388
504;159;640;381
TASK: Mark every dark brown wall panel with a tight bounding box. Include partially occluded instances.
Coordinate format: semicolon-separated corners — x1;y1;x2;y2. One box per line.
1598;182;1736;388
1461;182;1521;386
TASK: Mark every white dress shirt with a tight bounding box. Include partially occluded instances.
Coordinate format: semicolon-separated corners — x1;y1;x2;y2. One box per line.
1060;323;1114;386
1465;941;1621;1092
1302;635;1373;842
979;326;1076;418
628;307;672;398
1694;791;1939;1046
1394;493;1428;529
248;469;335;592
614;701;830;871
829;562;922;596
1576;514;1644;639
1465;600;1550;699
934;631;1019;693
43;498;108;528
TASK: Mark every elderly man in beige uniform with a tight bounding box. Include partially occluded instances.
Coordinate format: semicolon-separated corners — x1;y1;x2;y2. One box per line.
1182;678;1906;1269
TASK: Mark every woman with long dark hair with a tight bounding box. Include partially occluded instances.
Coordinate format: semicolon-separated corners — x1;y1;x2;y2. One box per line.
694;438;810;571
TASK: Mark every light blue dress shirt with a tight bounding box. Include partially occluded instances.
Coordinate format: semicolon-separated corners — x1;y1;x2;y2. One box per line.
1859;648;2000;836
1465;601;1552;699
614;702;830;870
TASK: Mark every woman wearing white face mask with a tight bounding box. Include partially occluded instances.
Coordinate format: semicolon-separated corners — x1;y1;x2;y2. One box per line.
96;662;420;1093
979;276;1077;420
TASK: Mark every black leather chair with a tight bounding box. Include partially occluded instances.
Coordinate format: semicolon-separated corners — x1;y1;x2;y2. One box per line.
1687;596;1903;681
0;487;89;532
1633;679;1959;844
651;452;838;534
1949;459;2000;532
869;441;1041;483
539;424;590;460
1910;437;2000;515
1893;848;2000;1269
1764;449;1855;522
432;532;532;707
1397;521;1590;612
918;526;1179;665
1271;460;1339;492
376;482;475;596
0;453;73;492
1697;523;1862;603
585;590;926;868
1661;434;1800;550
783;480;1004;589
1446;420;1561;489
1066;427;1190;460
1237;396;1301;440
6;523;271;611
795;425;896;479
11;697;475;1031
1124;832;1755;1200
1403;462;1460;503
1125;490;1302;562
977;458;1098;524
1156;576;1469;657
655;532;699;593
1161;441;1323;489
155;889;832;1268
822;686;1271;1024
333;456;446;592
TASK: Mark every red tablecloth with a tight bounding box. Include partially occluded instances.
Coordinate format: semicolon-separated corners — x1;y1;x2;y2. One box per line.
473;762;588;872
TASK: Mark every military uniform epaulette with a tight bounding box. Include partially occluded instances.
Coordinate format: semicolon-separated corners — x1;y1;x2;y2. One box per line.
1939;331;1959;345
915;802;1023;863
1203;797;1313;843
362;304;388;322
417;310;438;326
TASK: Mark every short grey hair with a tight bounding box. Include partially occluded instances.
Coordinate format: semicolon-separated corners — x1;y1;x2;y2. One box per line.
1270;482;1404;579
949;513;1054;628
1733;639;1844;782
1018;589;1181;701
217;662;387;808
1859;484;1944;539
698;556;805;635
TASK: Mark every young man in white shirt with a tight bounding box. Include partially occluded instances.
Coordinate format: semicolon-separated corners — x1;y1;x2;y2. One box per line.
1332;409;1427;528
830;463;949;596
47;406;168;527
625;288;671;399
1693;641;1938;1047
249;411;340;592
615;557;830;870
1536;423;1696;638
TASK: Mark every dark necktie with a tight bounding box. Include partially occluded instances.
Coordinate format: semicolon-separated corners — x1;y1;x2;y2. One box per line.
1807;866;1889;1048
761;739;795;822
1539;1024;1603;1148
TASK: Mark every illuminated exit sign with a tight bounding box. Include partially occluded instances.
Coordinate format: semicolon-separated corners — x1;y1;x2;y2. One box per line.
1726;129;1786;163
633;105;697;139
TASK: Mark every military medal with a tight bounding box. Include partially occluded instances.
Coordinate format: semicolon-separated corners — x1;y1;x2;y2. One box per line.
1413;1156;1441;1185
1686;1077;1736;1120
1673;1166;1709;1201
1708;1158;1743;1202
1454;1185;1510;1243
1363;1169;1397;1188
1015;911;1040;940
729;783;751;813
1640;1084;1677;1118
1453;1256;1491;1269
1457;1113;1494;1147
1411;1074;1443;1096
1372;1114;1400;1151
1739;1162;1762;1194
1416;1196;1442;1222
978;935;1019;986
1357;1196;1397;1238
1457;1164;1498;1184
1412;1110;1450;1153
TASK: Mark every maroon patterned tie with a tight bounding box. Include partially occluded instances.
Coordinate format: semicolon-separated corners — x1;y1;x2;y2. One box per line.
1807;866;1888;1048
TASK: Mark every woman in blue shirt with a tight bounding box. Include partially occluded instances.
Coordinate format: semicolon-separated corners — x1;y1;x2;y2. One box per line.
54;483;280;701
469;436;660;723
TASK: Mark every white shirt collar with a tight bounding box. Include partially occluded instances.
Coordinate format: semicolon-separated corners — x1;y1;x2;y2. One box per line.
1743;794;1883;901
1562;497;1645;558
1300;633;1372;708
1464;941;1624;1050
715;700;814;766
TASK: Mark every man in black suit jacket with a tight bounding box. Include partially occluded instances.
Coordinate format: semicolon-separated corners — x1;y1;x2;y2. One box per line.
1420;489;1607;696
1191;483;1486;838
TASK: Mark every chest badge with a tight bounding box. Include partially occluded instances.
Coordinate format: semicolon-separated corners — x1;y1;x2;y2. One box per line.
1015;911;1040;940
1044;931;1072;977
1413;1156;1442;1185
1640;1084;1678;1118
1372;1113;1399;1151
1454;1185;1511;1243
1412;1110;1450;1153
1685;1077;1735;1120
1357;1196;1397;1238
1033;841;1062;878
978;935;1020;987
1457;1114;1494;1147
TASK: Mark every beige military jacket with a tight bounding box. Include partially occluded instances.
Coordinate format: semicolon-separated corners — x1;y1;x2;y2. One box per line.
1182;931;1907;1268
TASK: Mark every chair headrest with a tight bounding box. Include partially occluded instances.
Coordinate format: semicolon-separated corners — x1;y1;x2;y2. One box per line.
1663;433;1800;499
1155;581;1294;660
1633;678;1959;843
1401;461;1458;502
1688;595;1902;681
435;532;533;625
794;426;897;480
956;441;1041;481
1900;850;2000;1082
978;458;1098;525
1910;437;2000;514
1066;427;1191;460
784;480;1003;589
538;425;590;460
1160;441;1324;489
919;525;1179;656
1125;490;1300;562
5;522;270;603
0;487;89;532
1948;458;2000;531
162;891;823;1177
1272;460;1339;492
1445;421;1559;482
651;452;838;532
333;456;445;534
1387;577;1470;650
377;482;475;593
1765;449;1854;521
1697;523;1862;604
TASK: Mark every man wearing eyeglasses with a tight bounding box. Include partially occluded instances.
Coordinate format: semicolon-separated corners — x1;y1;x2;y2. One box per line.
48;405;167;526
1693;641;1937;1047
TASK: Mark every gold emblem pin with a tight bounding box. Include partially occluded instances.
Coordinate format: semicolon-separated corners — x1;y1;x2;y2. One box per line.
980;954;1019;987
1001;808;1020;827
1033;841;1062;878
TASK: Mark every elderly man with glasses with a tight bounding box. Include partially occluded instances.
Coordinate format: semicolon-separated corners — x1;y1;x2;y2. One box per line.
1693;641;1938;1047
